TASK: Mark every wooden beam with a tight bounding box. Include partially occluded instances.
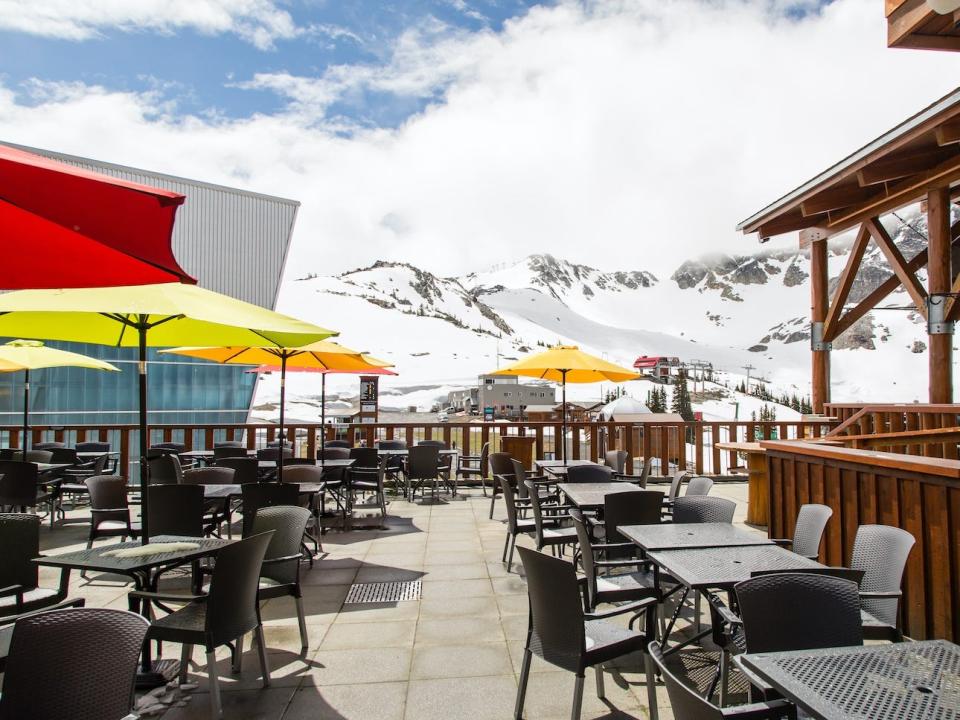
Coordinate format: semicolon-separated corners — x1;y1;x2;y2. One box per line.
887;0;935;47
798;226;831;249
801;185;885;216
857;147;957;186
937;119;960;147
928;187;953;403
811;239;830;414
891;32;960;52
866;216;929;315
758;212;829;239
823;224;871;341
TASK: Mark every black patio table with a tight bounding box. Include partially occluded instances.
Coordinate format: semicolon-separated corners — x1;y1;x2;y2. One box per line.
735;639;960;720
33;534;233;686
619;523;772;552
557;481;643;510
536;459;601;477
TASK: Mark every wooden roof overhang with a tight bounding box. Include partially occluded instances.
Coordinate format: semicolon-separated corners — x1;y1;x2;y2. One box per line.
887;0;960;52
737;86;960;244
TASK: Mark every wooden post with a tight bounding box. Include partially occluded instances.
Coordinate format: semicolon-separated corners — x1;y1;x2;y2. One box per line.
811;238;831;413
928;187;953;403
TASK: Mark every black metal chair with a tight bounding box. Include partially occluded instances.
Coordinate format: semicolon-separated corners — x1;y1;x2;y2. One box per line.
347;447;379;500
647;640;794;720
377;439;407;490
183;467;236;485
488;451;514;518
0;607;149;720
60;453;110;508
46;447;78;465
514;546;658;720
591;488;664;548
147;484;205;538
257;447;292;462
132;532;275;720
457;441;489;493
348;456;387;527
0;514;69;617
659;470;690;516
770;504;832;560
251;506;311;650
685;476;714;496
33;442;65;450
324;440;351;449
850;524;915;641
407;445;441;501
672;495;736;524
86;475;138;547
565;464;613;483
75;441;110;452
213;446;248;461
152;442;186;453
20;450;53;463
604;450;628;473
318;447;350;461
145;451;183;485
418;440;454;492
214;456;258;485
524;478;577;555
0;461;55;525
497;473;538;573
241;483;301;538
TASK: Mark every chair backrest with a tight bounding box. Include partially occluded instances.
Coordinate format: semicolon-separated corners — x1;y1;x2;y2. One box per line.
639;459;651;487
648;640;724;720
407;445;439;481
570;510;601;609
182;466;235;486
241;483;301;537
279;464;323;485
33;442;65;450
75;441;110;453
147;484;204;538
145;452;183;485
349;447;379;469
205;531;274;646
214;440;244;448
496;473;521;533
603;490;664;543
319;447;351;461
685;476;714;496
213;446;248;460
604;450;628;473
252;505;310;585
735;572;863;653
850;524;915;626
151;442;186;453
86;475;129;511
516;546;585;673
324;440;352;449
0;608;149;720
377;440;406;450
23;450;52;463
791;503;833;558
0;513;39;591
0;461;39;507
667;471;689;501
418;440;447;448
672;495;736;524
479;442;490;466
47;447;78;465
257;447;293;462
524;478;552;544
214;457;258;485
565;464;613;484
488;452;514;480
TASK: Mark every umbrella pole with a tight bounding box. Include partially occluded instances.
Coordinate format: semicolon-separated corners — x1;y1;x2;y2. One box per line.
320;372;327;468
21;369;29;455
277;354;287;483
562;370;568;466
138;321;149;544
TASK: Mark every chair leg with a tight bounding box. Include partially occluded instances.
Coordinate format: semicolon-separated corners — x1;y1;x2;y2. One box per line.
179;643;192;684
206;650;222;719
594;665;605;699
644;652;659;720
571;673;585;720
255;624;271;687
296;596;309;651
515;648;532;720
502;532;511;562
232;634;244;673
489;493;497;519
82;538;93;578
719;648;730;706
506;534;516;573
695;591;702;634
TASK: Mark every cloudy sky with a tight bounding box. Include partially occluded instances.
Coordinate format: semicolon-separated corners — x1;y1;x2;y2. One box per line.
2;0;959;281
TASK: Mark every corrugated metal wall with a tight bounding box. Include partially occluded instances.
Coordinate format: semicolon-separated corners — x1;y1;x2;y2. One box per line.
4;142;299;309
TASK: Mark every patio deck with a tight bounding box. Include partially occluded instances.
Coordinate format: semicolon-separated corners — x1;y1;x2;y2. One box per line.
36;482;753;720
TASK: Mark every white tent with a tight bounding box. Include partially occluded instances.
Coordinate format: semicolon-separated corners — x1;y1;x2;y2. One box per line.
600;396;651;421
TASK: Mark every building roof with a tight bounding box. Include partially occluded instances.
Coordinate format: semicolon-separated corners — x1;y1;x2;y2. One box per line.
887;1;960;52
737;86;960;242
633;356;678;368
523;404;559;414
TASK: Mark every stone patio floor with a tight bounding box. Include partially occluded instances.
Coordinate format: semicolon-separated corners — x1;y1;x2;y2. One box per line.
35;480;754;720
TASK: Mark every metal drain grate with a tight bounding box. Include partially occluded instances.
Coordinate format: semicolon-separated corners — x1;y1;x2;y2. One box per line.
345;580;422;604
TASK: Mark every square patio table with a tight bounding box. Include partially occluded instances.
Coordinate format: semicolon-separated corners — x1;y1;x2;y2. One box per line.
735;639;960;720
645;544;823;591
536;459;601;477
619;523;772;552
557;482;643;510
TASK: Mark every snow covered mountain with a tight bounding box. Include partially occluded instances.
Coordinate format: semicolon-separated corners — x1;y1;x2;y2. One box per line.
269;211;940;418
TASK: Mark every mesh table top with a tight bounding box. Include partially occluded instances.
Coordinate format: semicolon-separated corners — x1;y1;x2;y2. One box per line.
537;460;602;476
33;535;232;575
645;544;823;589
619;523;772;551
737;640;960;720
558;482;643;509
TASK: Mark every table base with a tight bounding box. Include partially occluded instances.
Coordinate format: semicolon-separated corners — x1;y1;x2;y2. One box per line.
136;658;180;689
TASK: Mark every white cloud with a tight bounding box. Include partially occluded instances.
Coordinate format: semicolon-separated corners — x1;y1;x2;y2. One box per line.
0;0;299;49
1;0;959;284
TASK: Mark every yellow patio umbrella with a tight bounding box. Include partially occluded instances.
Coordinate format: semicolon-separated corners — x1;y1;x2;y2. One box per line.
161;340;393;476
491;345;640;463
0;339;120;453
0;283;335;537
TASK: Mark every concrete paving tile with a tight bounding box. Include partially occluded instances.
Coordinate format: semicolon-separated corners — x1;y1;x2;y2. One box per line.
518;666;642;718
491;574;529;596
308;647;412;685
333;600;421;624
415;616;506;646
419;578;493;599
496;592;529;616
157;687;296;720
410;642;513;680
418;595;500;619
283;681;408;720
421;562;489;581
422;550;485;565
321;619;416;650
301;567;358;586
404;675;518;720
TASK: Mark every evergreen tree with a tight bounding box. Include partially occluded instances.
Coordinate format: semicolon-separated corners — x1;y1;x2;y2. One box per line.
671;370;694;421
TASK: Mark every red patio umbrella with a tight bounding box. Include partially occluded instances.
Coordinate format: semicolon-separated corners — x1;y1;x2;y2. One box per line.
0;143;194;288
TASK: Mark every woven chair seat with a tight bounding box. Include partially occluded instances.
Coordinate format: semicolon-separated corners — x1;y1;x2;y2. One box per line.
583;619;646;666
150;602;206;635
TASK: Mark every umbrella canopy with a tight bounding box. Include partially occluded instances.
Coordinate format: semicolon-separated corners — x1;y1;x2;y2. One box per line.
0;144;194;288
0;340;120;453
162;341;394;470
491;345;640;463
0;283;336;539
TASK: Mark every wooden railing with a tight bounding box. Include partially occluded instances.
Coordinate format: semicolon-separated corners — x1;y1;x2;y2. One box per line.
762;439;960;642
824;403;960;458
1;418;836;480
